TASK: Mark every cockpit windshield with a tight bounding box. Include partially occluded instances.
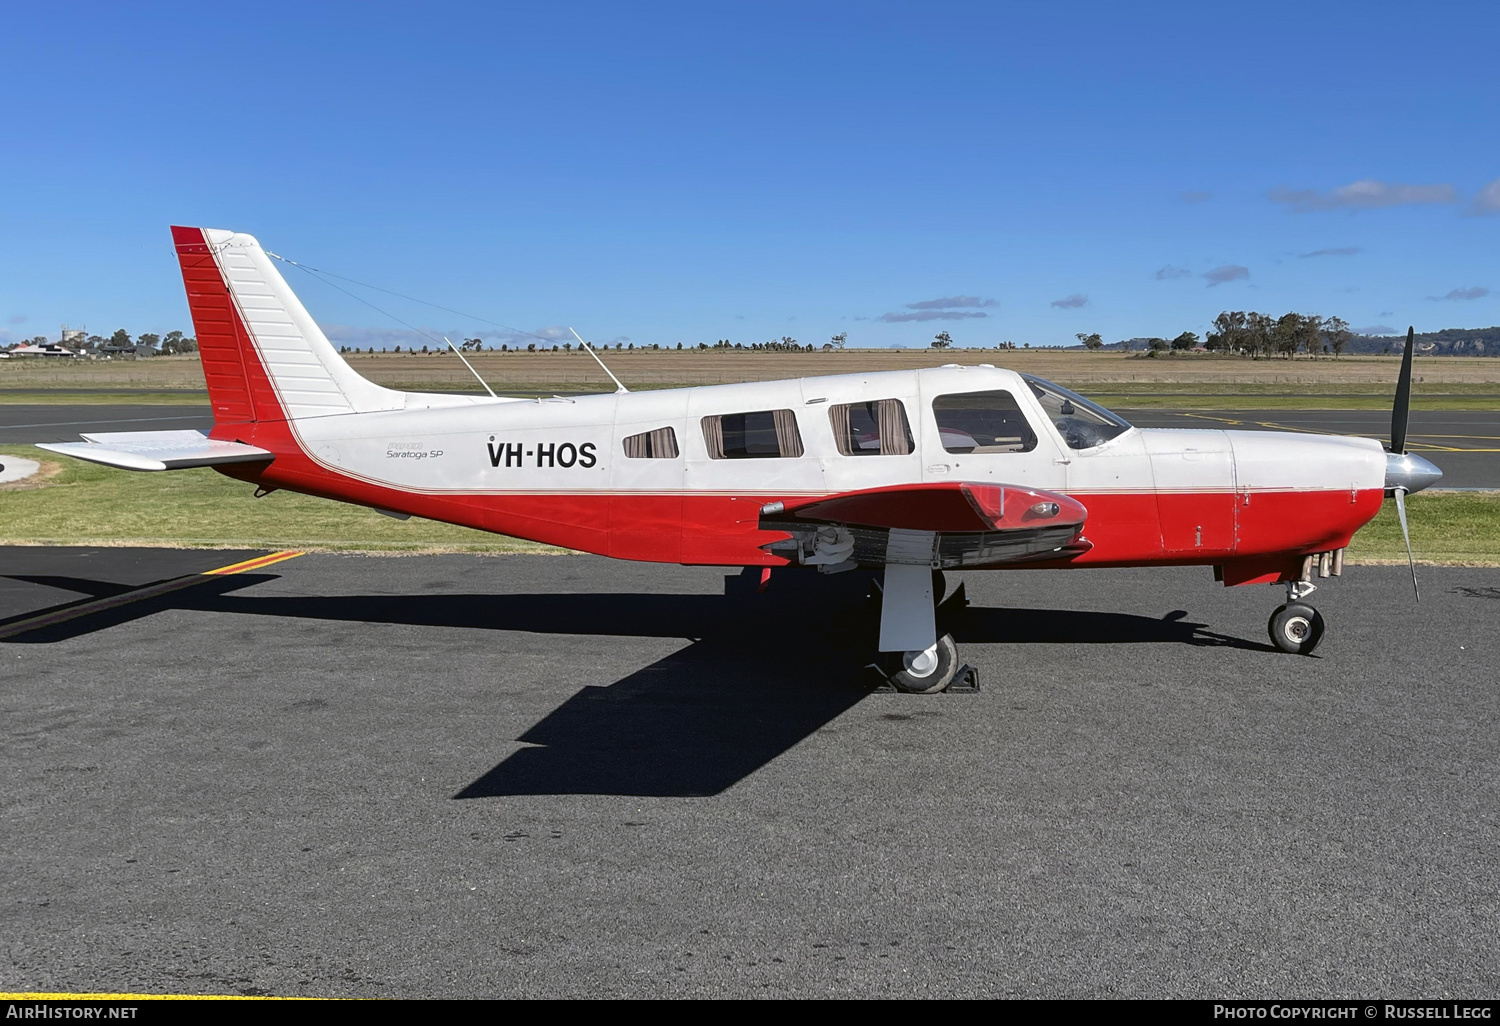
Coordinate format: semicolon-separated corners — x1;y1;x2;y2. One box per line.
1022;374;1132;450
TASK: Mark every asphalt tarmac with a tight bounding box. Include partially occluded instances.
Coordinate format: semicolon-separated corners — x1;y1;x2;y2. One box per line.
4;404;1497;487
3;548;1496;998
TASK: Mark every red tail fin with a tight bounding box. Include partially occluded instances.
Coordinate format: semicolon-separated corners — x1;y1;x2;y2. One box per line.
171;225;262;424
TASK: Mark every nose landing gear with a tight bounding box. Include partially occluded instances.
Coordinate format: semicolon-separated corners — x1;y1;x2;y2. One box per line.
1268;580;1325;655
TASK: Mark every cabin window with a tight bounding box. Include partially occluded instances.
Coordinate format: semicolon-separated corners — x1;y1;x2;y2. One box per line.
829;399;914;456
701;409;803;459
622;427;679;458
931;390;1037;454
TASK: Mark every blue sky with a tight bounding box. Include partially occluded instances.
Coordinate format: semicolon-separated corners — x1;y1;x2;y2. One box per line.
3;1;1497;349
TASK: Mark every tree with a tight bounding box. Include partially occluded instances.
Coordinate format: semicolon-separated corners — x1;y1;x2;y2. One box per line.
1075;332;1104;351
830;331;848;350
1245;312;1274;358
109;328;131;348
1206;311;1246;353
1324;316;1352;358
1147;337;1169;353
1297;314;1324;357
932;330;953;349
137;333;161;350
162;330;183;354
1272;313;1303;359
1171;331;1198;351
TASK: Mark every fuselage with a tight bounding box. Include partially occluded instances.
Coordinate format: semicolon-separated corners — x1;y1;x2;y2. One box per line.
212;364;1388;575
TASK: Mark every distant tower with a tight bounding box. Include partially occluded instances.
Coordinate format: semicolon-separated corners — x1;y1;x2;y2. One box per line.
60;324;86;345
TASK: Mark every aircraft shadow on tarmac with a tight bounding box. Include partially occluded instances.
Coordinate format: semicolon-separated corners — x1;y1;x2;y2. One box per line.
2;568;1272;798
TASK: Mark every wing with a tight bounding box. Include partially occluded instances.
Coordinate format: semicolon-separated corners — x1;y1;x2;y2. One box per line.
36;430;273;472
758;481;1090;569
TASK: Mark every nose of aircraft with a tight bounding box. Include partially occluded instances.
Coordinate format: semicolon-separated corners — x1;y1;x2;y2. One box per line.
1385;451;1443;495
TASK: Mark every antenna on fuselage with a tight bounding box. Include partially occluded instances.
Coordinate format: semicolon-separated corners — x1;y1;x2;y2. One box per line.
570;327;629;394
442;337;499;399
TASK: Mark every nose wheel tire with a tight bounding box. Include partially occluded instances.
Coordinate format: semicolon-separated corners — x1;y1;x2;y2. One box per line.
887;633;960;693
1268;603;1325;655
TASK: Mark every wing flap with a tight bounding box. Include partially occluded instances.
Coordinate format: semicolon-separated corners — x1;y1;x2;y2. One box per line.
37;430;273;472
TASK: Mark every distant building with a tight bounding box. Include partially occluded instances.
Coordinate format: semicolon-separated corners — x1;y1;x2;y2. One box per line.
9;343;80;357
60;325;87;345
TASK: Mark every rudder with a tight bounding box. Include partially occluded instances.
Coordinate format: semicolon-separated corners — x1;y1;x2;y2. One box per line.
170;226;404;424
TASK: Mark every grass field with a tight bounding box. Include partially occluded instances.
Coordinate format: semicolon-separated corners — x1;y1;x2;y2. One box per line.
3;445;1495;564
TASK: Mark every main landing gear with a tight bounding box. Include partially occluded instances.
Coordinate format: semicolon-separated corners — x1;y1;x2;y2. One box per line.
874;567;975;693
1268;580;1326;656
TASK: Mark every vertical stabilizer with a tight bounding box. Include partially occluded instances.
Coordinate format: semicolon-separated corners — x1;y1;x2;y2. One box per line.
171;226;404;423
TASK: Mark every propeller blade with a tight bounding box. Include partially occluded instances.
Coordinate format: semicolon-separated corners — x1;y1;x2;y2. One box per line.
1393;486;1420;602
1391;325;1415;454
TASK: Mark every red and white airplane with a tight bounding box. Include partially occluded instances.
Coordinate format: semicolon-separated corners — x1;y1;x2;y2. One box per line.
40;227;1442;691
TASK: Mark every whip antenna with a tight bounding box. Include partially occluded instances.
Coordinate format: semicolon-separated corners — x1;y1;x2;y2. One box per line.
570;327;629;394
443;337;498;399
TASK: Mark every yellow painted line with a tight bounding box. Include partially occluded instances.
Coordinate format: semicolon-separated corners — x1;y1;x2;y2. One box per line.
1;991;320;1001
0;551;303;641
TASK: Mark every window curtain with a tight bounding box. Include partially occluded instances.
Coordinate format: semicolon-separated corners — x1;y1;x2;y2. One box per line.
877;399;912;455
623;432;646;458
700;416;725;460
828;404;854;455
648;427;678;458
772;409;803;457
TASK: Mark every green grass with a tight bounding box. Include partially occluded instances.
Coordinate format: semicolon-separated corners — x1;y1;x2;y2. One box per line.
1345;491;1500;565
0;446;564;554
4;446;1496;563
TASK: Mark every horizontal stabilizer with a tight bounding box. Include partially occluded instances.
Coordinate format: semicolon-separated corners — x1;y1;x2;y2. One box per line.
36;430;273;472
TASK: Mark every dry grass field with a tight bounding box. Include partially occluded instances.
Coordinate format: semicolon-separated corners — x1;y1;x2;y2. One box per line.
6;348;1500;398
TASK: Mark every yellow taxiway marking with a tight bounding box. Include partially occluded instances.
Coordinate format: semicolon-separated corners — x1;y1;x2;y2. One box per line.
0;551;303;641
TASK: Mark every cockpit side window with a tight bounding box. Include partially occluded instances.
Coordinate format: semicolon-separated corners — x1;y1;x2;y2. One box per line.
829;399;914;456
1022;375;1132;450
931;390;1038;454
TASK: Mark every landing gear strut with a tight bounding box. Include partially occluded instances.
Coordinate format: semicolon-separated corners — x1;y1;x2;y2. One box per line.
1268;580;1325;655
873;562;974;692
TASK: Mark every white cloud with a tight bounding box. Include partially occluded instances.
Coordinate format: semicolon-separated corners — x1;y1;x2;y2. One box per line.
878;310;989;323
1202;265;1250;287
1269;179;1456;212
1427;287;1489;302
319;323;558;349
1473;177;1500;215
1050;294;1088;309
1299;247;1361;258
904;296;997;310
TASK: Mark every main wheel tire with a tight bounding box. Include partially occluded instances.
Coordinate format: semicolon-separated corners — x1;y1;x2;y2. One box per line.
887;633;960;693
1268;602;1325;655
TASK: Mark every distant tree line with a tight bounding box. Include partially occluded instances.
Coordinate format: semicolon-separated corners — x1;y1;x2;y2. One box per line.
1204;312;1352;358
